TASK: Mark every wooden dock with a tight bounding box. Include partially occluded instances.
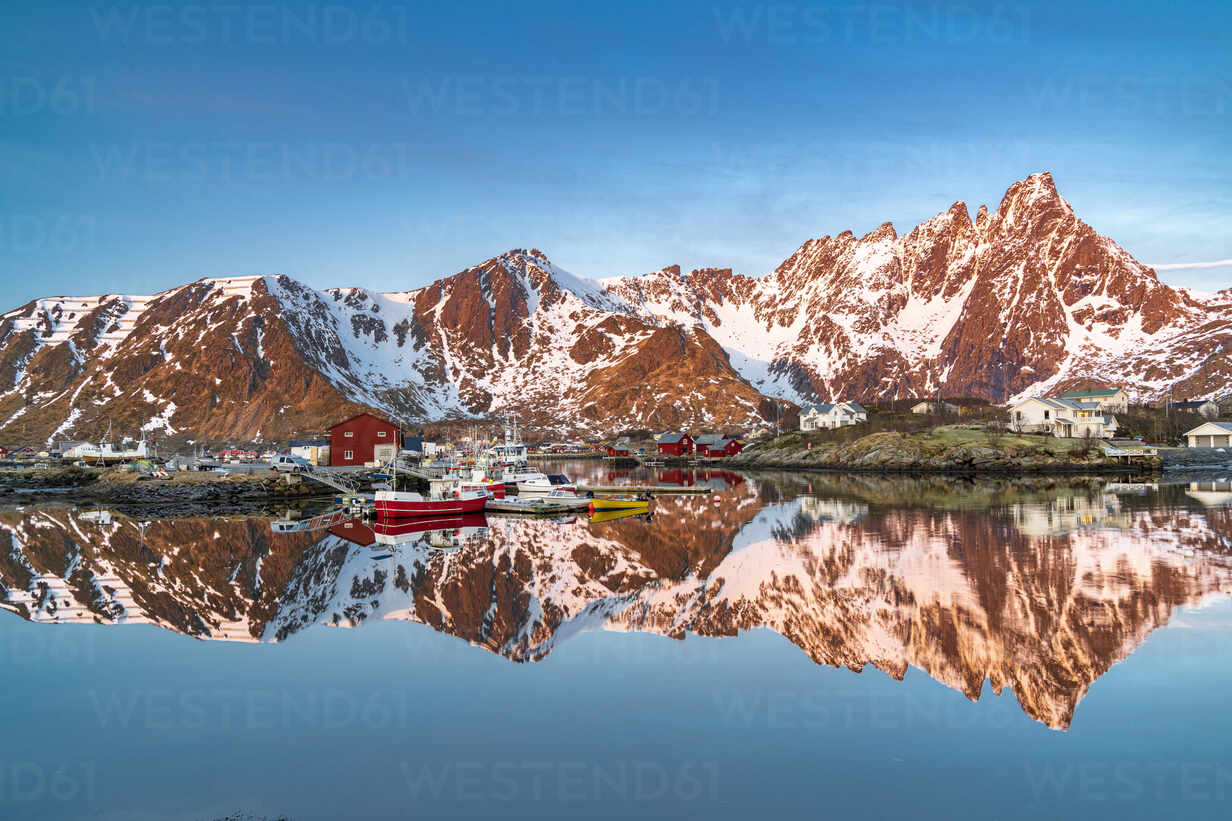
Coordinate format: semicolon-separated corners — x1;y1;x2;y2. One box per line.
577;485;712;495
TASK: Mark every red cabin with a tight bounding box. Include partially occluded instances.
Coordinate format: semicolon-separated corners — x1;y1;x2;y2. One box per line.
605;445;630;457
700;437;744;458
329;412;400;466
656;433;694;456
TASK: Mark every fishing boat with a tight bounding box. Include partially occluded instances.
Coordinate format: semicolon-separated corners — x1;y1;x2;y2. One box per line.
374;457;488;519
440;466;507;498
374;488;488;519
516;473;577;494
69;427;150;465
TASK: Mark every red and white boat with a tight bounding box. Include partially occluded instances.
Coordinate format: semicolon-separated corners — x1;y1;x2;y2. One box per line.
374;488;488;519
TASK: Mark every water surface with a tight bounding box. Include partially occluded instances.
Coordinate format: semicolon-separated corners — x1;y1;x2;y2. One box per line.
3;465;1231;819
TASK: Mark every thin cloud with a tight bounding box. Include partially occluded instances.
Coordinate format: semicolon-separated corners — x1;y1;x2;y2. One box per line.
1149;259;1232;270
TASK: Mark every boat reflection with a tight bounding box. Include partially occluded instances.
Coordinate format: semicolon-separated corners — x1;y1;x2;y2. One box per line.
2;476;1230;729
373;513;490;549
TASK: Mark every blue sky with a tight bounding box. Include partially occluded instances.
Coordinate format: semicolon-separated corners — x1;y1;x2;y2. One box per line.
1;0;1229;307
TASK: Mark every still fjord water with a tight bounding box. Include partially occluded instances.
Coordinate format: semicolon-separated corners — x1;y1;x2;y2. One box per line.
2;462;1231;820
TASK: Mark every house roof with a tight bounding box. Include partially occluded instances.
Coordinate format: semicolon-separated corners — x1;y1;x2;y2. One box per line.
693;434;725;446
800;403;833;415
656;433;690;444
841;401;867;413
1060;388;1122;398
328;412;396;431
1167;400;1215;409
1185;422;1232;436
289;439;328;447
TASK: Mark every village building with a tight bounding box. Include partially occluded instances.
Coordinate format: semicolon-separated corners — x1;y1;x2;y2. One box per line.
55;440;91;458
1166;399;1221;418
1058;387;1129;414
289;439;331;466
329;412;400;466
799;402;868;431
1183;421;1232;448
656;432;694;456
1008;397;1118;439
911;401;959;414
697;436;744;458
604;437;633;457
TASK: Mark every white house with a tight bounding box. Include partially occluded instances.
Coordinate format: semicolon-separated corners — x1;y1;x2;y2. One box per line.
1183;421;1232;448
1166;399;1221;418
911;401;959;415
1008;397;1118;439
800;402;868;431
289;440;330;466
1058;387;1129;414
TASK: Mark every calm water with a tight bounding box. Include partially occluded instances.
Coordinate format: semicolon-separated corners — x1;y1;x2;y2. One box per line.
2;462;1231;820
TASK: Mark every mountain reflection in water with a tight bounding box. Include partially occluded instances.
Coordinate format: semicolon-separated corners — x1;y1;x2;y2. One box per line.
2;473;1230;730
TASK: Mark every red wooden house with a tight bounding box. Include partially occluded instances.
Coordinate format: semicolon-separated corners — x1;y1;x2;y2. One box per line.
700;437;744;458
656;433;694;456
329;412;400;466
605;444;631;457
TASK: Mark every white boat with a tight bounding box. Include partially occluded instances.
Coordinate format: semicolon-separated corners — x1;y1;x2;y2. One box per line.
484;415;529;465
71;438;149;464
516;473;577;494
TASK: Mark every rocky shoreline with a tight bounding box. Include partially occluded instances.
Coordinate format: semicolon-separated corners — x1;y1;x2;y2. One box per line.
728;429;1161;474
0;467;333;508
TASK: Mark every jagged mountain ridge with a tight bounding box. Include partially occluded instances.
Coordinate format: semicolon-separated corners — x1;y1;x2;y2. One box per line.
604;172;1232;404
1;172;1228;443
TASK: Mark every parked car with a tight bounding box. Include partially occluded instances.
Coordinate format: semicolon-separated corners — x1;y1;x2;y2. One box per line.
269;454;312;473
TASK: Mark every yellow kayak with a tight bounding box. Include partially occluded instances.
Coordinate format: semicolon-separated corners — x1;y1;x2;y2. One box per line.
588;497;650;512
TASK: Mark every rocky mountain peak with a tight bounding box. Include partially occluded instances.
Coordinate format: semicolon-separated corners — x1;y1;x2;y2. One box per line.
993;170;1074;227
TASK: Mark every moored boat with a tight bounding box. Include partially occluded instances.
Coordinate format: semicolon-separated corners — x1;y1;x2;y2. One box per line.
516;473;576;494
374;488;488;519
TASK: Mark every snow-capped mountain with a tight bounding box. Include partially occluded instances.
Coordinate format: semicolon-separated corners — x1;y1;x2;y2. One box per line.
3;480;1230;728
1;173;1228;443
604;172;1232;405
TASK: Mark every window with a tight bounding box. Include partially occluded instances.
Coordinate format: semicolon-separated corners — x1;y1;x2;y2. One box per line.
344;431;354;438
377;431;387;438
344;450;353;460
1044;410;1050;419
